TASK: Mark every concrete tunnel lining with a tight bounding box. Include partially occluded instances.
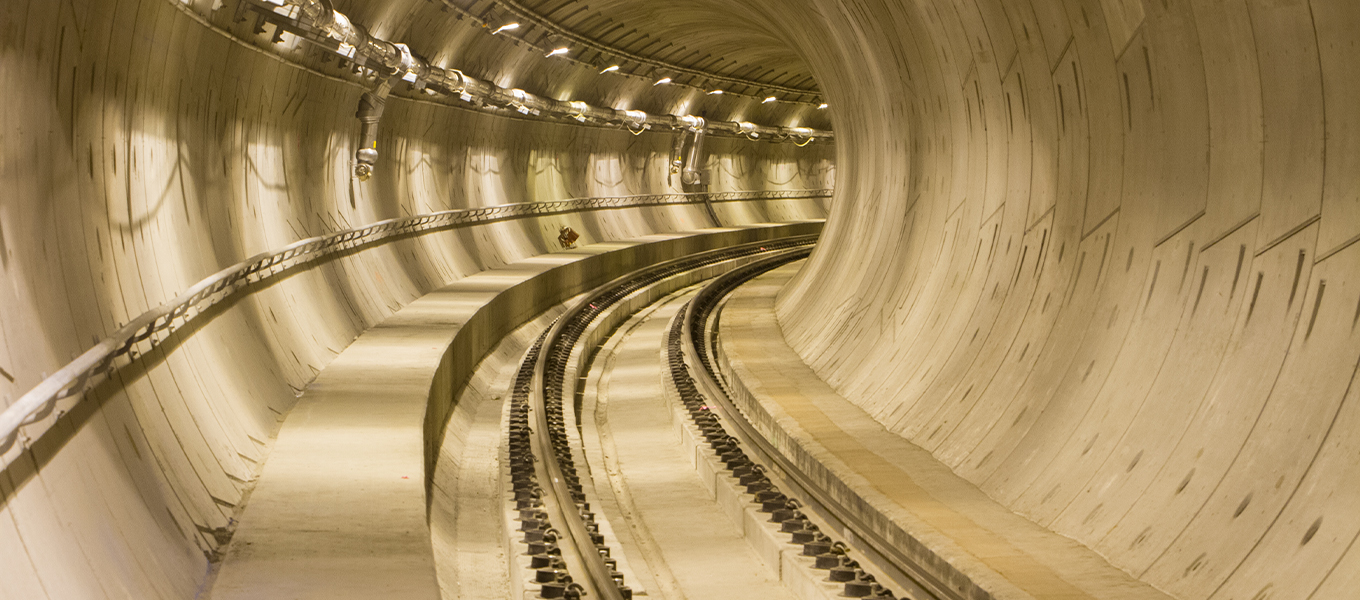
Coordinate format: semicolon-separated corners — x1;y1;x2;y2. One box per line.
771;1;1360;598
2;0;1359;598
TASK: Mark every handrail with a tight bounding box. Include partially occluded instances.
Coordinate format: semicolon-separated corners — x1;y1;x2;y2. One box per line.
0;189;830;469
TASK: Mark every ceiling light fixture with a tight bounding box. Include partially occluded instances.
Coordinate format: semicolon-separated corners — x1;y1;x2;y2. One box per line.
492;23;519;35
707;89;724;95
546;47;569;57
763;96;777;104
818;103;829;109
654;77;672;86
600;65;620;74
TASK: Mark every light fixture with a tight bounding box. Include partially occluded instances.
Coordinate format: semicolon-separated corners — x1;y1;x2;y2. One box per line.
763;96;777;104
546;47;569;57
600;65;620;74
707;89;724;95
818;103;829;109
654;77;672;86
492;23;519;35
569;100;590;122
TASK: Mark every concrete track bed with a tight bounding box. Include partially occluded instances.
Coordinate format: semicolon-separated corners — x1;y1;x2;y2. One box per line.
585;288;806;600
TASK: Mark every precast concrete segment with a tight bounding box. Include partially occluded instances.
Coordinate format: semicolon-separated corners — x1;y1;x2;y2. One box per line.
592;291;799;600
721;264;1171;600
751;1;1360;598
209;224;821;597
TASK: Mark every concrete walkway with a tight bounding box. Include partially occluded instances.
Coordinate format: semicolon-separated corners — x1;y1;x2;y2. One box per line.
593;293;797;600
209;225;816;598
718;264;1173;600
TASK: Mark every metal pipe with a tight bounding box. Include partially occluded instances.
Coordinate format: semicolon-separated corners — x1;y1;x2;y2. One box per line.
670;130;687;175
236;0;831;184
681;117;707;186
351;42;415;180
353;76;395;180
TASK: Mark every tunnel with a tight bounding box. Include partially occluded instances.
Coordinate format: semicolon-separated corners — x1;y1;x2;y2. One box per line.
1;0;1357;599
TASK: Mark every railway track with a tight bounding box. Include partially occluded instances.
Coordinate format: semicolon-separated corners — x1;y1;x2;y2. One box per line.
502;235;948;600
504;236;817;599
671;254;947;600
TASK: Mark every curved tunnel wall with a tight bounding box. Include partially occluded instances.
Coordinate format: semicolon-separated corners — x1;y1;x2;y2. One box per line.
0;0;831;597
5;0;1359;598
765;1;1360;598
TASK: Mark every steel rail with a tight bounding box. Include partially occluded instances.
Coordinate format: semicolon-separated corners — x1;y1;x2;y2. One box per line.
522;235;819;599
0;189;829;469
676;256;966;600
528;337;621;600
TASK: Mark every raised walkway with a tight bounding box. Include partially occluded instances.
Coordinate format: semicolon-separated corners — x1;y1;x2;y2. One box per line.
210;223;819;598
717;263;1173;600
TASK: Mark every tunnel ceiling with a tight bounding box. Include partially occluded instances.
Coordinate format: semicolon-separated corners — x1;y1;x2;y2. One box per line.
465;0;820;94
293;0;832;127
356;0;822;101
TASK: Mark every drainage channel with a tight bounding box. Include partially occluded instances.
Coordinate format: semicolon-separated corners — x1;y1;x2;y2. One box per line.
504;236;818;599
669;253;947;600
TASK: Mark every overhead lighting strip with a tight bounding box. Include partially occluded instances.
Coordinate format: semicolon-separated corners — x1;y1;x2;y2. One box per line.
442;0;823;103
233;0;833;146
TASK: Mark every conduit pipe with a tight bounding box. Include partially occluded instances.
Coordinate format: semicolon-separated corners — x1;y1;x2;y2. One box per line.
680;116;708;187
237;0;830;179
352;43;415;179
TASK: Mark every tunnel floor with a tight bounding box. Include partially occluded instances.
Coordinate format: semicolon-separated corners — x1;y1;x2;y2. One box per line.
584;288;797;600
